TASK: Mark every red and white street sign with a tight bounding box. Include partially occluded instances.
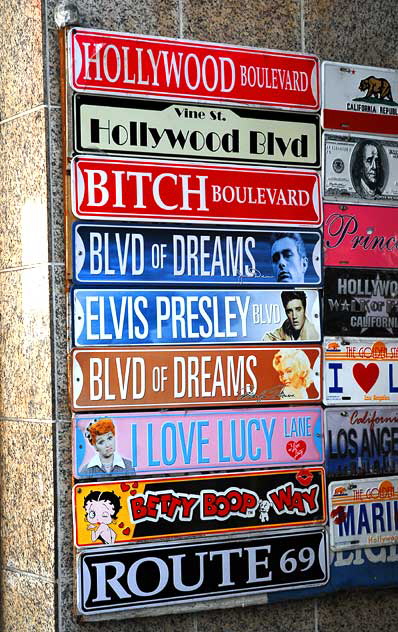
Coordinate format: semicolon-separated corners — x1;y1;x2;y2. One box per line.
71;156;322;226
68;28;320;111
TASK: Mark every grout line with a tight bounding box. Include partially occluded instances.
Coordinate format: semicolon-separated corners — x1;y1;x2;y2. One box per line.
0;262;64;274
314;598;319;632
0;104;48;126
179;0;184;38
301;0;306;52
3;565;55;582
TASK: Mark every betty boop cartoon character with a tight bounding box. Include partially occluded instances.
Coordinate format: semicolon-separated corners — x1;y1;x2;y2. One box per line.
84;490;122;545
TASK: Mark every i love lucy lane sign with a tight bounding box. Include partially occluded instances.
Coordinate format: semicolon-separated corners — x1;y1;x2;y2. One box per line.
68;28;320;111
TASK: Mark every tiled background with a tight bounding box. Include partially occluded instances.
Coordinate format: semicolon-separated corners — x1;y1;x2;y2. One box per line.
0;1;397;630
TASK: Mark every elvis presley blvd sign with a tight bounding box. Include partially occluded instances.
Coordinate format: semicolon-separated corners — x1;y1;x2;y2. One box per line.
72;288;321;347
73;95;320;167
71;345;322;411
77;529;329;615
68;28;320;110
73;468;326;547
73;407;324;479
71;156;322;226
72;223;323;286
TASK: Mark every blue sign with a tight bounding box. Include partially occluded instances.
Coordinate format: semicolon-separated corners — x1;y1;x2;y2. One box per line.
72;222;322;287
72;288;321;347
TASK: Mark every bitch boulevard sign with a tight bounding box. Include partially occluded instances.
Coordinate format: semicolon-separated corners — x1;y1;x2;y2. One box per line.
68;28;320;110
71;157;322;226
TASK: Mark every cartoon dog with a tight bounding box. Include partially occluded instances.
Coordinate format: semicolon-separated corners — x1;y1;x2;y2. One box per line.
359;76;393;101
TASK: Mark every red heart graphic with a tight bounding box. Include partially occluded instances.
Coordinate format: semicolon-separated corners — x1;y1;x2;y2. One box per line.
132;481;139;488
120;482;130;492
295;469;313;487
122;527;131;536
353;363;379;393
130;490;137;496
286;440;307;461
118;522;124;528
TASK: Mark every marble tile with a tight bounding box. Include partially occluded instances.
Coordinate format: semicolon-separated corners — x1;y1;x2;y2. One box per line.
48;108;65;265
195;598;316;631
318;588;398;632
0;0;44;120
46;0;179;107
0;569;55;632
304;0;398;67
183;0;301;50
0;420;55;577
0;266;52;420
50;264;69;420
0;110;49;271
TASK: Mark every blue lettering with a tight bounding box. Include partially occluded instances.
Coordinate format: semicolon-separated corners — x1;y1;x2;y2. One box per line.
131;423;137;467
231;420;246;461
162;422;176;465
372;503;385;533
197;423;209;463
357;504;371;534
338;505;355;536
260;417;275;459
177;420;195;465
217;420;230;462
247;419;261;461
147;424;160;466
329;363;343;393
389;364;398;392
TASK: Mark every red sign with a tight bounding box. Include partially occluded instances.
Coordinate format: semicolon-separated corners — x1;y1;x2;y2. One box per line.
68;28;320;111
71;156;322;226
71;345;322;411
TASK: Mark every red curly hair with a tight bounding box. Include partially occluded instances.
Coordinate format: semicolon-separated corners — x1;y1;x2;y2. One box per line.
87;418;115;445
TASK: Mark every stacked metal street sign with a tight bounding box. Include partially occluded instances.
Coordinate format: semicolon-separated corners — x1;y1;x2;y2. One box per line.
322;61;398;561
64;27;329;619
63;27;398;620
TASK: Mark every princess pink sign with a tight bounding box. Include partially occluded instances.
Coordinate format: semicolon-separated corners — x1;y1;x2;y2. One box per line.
68;28;320;110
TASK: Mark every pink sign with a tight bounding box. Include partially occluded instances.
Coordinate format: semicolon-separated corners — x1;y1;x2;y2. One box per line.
73;407;324;478
324;203;398;268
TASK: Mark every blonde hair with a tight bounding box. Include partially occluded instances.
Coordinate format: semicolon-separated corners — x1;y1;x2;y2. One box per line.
272;349;313;388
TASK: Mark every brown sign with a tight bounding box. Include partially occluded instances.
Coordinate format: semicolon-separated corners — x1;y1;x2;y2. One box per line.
71;345;322;411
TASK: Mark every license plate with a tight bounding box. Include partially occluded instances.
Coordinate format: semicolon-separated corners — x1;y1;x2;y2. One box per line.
73;407;324;478
77;529;329;615
323;268;398;337
72;288;321;346
329;476;398;551
73;468;326;547
323;132;398;205
72;222;323;286
71;156;322;226
325;406;398;478
68;28;320;110
324;337;398;406
71;345;322;411
322;61;398;135
73;95;321;167
324;202;398;268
